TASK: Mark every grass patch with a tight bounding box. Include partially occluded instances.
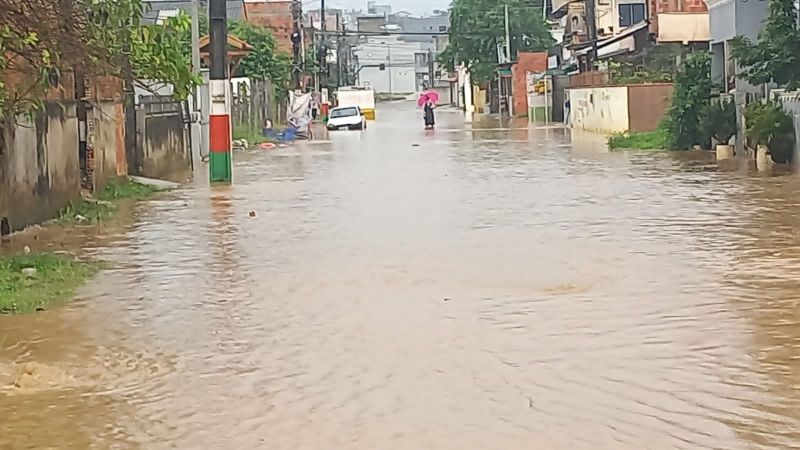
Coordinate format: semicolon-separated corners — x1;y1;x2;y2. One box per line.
58;179;157;224
608;129;667;151
233;125;270;145
0;253;101;314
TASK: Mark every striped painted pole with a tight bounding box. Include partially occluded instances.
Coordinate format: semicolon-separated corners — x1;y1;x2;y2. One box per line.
208;0;232;183
209;79;232;183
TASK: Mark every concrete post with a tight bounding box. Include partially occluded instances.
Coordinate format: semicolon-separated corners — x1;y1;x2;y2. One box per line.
208;0;232;183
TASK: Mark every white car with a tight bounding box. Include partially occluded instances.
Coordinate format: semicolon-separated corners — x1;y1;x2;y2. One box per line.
327;106;367;130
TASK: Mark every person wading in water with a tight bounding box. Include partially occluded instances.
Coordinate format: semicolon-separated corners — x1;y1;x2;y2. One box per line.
423;100;435;129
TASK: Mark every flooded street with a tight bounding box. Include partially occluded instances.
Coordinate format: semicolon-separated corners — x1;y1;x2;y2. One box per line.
4;101;800;449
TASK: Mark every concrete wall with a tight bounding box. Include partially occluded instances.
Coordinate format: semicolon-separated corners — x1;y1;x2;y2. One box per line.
0;103;81;232
388;14;449;43
89;102;127;193
568;86;630;133
708;1;735;43
130;103;191;183
734;0;769;41
627;84;673;132
568;84;673;133
473;86;487;113
141;115;191;182
357;16;386;32
356;38;419;94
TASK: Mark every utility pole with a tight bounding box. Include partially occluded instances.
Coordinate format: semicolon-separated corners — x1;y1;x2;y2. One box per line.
291;0;302;89
320;0;328;91
190;0;202;167
208;0;232;183
584;0;598;69
428;48;434;89
496;4;511;117
504;4;511;62
191;0;201;83
337;13;343;88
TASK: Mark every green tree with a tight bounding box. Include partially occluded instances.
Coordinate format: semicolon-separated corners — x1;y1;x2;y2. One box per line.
0;0;200;118
664;52;712;149
228;21;292;96
132;13;201;99
442;0;553;83
731;0;800;89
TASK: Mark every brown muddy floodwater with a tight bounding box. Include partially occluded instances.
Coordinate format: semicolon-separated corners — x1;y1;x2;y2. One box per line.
3;102;800;449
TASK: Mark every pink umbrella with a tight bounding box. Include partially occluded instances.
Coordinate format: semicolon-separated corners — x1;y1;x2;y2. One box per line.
417;90;440;107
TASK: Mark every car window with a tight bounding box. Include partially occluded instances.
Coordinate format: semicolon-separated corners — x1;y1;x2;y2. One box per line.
330;107;359;118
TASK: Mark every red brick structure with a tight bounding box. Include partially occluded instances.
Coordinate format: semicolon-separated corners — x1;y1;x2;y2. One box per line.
245;1;295;53
511;52;548;117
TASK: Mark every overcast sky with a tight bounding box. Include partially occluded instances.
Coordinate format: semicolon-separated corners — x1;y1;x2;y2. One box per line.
304;0;450;15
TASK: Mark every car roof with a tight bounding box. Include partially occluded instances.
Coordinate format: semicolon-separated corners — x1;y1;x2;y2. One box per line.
332;105;359;111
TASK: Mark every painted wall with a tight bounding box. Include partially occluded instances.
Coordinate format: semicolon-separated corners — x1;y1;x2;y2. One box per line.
472;86;487;113
568;84;673;133
567;86;630;133
512;52;548;117
0;103;81;232
627;84;673;132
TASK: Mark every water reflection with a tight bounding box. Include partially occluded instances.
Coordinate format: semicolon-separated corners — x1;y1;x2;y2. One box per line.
2;103;800;449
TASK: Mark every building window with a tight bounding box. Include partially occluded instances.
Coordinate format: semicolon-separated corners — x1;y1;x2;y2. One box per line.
439;25;447;32
618;3;645;27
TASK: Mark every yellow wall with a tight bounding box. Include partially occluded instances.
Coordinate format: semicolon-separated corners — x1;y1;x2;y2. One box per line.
472;87;487;113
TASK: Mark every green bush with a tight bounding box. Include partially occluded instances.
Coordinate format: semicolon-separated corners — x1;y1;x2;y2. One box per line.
744;100;795;163
701;97;737;145
608;128;667;150
664;52;712;150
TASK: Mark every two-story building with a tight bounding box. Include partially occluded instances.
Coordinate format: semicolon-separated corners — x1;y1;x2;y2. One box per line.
552;0;710;72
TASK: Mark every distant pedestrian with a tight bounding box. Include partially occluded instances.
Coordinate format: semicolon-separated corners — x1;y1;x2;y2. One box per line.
311;94;319;120
564;98;571;126
423;101;435;129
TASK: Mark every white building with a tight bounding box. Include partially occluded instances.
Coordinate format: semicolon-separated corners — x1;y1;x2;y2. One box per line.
354;36;421;94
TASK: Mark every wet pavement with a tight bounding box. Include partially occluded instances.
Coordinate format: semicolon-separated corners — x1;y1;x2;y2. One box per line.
3;102;800;449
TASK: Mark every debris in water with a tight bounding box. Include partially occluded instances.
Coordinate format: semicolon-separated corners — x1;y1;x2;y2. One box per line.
75;214;88;223
23;245;31;254
412;144;420;147
249;211;257;218
443;297;451;302
21;267;37;278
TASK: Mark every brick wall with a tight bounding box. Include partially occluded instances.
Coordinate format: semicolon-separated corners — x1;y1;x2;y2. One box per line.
245;1;295;53
511;52;548;117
